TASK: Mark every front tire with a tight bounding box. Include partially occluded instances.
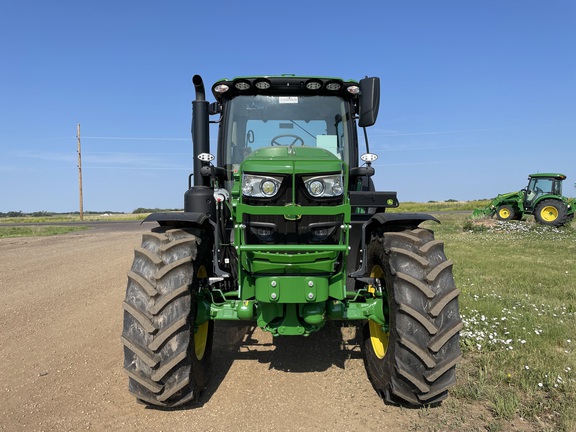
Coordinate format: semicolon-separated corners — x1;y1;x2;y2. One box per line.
496;205;515;221
362;228;462;406
122;227;214;407
534;199;568;226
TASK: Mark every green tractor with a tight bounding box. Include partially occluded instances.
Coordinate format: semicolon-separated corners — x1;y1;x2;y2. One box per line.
473;173;575;226
122;74;462;408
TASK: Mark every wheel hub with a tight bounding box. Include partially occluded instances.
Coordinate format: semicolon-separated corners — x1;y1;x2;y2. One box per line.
194;322;209;360
368;265;389;359
541;206;559;222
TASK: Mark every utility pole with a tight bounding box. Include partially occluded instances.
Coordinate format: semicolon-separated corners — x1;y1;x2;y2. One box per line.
77;123;84;221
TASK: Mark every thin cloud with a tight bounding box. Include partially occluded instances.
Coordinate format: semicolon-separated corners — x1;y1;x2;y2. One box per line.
82;136;189;141
11;150;76;163
10;150;189;170
373;143;483;152
371;161;445;167
371;123;566;138
373;128;505;137
84;166;189;170
84;151;191;156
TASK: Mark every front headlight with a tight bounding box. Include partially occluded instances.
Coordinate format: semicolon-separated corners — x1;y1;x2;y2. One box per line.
242;174;283;198
303;174;344;198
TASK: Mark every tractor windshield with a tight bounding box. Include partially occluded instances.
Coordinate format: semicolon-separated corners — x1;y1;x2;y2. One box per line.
220;95;353;169
526;177;562;204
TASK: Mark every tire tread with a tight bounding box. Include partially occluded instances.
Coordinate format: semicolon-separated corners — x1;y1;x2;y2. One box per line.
362;227;461;406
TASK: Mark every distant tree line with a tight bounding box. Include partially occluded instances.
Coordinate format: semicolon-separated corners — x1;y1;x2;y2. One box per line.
427;199;459;203
1;209;185;217
0;211;59;218
132;208;183;214
0;210;124;218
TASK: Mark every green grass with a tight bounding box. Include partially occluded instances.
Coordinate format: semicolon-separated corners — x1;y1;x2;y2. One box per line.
390;199;491;213
0;213;146;224
0;225;90;238
0;213;145;238
417;213;576;431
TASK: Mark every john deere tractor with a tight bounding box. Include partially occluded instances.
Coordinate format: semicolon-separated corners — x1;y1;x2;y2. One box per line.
473;173;575;226
122;74;462;408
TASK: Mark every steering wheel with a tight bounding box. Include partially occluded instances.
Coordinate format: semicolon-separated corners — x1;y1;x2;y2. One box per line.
534;187;543;194
271;134;305;147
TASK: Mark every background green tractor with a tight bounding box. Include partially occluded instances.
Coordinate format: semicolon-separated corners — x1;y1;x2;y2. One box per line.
473;173;575;226
122;74;462;408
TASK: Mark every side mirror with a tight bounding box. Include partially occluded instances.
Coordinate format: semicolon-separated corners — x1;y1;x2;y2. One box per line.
358;77;380;127
350;166;375;179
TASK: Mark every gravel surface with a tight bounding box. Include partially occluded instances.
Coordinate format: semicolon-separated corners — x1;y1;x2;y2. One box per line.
0;223;425;432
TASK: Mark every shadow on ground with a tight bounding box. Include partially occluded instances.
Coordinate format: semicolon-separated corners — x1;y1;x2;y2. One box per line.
199;321;364;404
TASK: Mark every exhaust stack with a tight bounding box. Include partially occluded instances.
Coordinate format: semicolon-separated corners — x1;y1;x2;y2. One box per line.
184;74;215;217
191;74;210;187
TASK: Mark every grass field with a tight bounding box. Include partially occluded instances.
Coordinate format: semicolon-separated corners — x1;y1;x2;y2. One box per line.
2;205;575;430
0;225;91;238
417;213;576;432
0;213;146;238
0;212;146;224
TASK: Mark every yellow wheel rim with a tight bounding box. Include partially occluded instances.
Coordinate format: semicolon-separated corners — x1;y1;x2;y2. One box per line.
498;208;510;219
369;265;389;359
195;322;209;360
541;206;558;222
194;265;209;360
369;320;389;359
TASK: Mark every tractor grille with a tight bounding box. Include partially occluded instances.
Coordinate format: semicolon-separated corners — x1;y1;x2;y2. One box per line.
242;174;344;245
244;214;343;245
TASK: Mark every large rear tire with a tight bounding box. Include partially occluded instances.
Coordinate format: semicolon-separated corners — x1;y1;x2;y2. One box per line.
533;199;568;226
362;228;462;406
122;227;214;407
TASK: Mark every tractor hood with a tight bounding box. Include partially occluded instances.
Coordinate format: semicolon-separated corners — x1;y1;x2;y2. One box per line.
241;146;345;175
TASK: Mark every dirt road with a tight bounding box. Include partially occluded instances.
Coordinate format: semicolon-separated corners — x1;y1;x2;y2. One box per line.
0;223;431;432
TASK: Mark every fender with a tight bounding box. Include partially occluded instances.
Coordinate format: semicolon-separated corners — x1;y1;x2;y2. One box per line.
143;211;210;226
348;212;439;279
367;212;439;228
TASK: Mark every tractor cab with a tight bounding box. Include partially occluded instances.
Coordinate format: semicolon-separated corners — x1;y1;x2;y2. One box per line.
524;173;566;210
210;75;380;195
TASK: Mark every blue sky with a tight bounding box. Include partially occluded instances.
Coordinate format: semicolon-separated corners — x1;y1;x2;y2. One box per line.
1;1;575;213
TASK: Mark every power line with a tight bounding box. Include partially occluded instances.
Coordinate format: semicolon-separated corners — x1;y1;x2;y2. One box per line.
82;136;189;141
83;151;191;155
373;123;567;138
83;166;189;170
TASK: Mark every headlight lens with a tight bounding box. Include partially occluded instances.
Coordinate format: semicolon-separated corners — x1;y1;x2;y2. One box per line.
304;174;344;198
242;174;283;198
261;179;278;196
308;180;325;197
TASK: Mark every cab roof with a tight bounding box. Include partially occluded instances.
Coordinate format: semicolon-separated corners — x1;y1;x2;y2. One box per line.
529;173;567;180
